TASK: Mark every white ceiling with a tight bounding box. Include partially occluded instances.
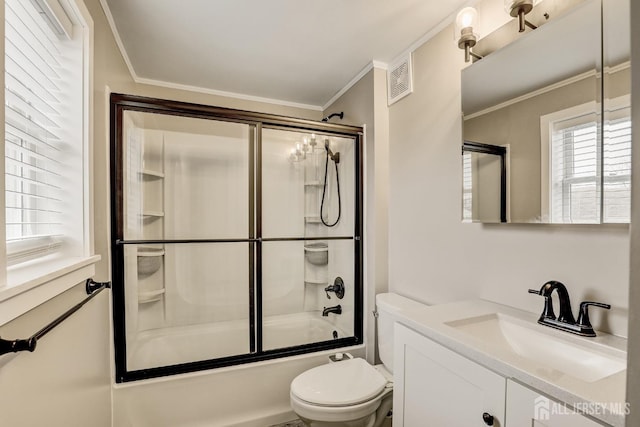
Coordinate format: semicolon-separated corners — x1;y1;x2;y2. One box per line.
102;0;469;109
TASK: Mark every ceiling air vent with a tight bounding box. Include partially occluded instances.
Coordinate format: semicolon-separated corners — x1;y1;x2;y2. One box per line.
387;54;413;105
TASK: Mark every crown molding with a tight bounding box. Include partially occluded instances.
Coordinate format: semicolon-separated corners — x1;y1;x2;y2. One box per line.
98;0;138;80
322;61;389;111
134;77;323;111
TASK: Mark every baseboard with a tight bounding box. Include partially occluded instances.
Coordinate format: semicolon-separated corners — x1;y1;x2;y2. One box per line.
224;410;298;427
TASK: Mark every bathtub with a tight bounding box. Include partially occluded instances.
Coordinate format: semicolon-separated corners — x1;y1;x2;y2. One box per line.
128;311;348;371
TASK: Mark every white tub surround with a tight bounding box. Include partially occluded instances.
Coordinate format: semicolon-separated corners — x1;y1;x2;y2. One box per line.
395;300;627;426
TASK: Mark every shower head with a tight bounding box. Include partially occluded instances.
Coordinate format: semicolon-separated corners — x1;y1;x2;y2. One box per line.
324;139;340;164
322;112;344;122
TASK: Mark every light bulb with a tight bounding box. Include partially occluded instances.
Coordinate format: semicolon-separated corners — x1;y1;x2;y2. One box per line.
461;12;473;27
456;7;478;35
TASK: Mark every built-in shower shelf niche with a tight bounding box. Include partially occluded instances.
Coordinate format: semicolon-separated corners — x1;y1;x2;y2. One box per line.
304;280;329;286
138;289;165;303
137;247;164;276
137;247;165;257
305;242;328;265
139;169;165;179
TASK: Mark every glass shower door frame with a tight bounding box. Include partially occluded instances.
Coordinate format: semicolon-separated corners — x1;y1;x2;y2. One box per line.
110;93;364;383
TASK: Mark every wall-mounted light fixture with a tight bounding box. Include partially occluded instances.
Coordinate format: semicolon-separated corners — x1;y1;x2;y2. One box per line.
456;7;482;63
505;0;541;33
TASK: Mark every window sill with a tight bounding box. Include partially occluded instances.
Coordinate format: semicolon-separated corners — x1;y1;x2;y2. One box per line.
0;254;101;326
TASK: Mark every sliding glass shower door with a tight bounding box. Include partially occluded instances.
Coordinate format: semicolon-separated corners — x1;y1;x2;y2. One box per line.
111;94;362;382
119;110;254;372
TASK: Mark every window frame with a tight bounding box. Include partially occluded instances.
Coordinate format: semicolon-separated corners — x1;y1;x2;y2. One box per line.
0;0;97;326
541;101;600;223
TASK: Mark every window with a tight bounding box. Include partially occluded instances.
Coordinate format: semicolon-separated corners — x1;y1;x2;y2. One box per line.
0;0;95;324
549;113;601;223
542;98;631;224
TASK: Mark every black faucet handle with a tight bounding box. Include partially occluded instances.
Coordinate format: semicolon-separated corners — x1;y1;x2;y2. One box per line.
577;301;611;328
528;288;541;295
324;277;345;300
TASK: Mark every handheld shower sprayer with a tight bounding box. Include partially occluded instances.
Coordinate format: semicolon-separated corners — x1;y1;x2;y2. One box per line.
321;139;341;227
324;139;340;164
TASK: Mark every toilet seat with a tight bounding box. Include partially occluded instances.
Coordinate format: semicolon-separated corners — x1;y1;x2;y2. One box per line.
291;358;388;407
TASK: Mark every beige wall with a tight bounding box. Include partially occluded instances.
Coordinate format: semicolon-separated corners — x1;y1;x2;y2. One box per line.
625;0;640;423
322;67;389;363
387;3;630;339
0;285;112;426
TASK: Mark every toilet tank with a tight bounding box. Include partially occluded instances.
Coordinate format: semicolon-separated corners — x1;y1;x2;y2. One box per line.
375;293;429;374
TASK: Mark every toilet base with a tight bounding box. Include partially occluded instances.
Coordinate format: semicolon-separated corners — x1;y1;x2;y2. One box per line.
292;392;392;427
298;413;375;427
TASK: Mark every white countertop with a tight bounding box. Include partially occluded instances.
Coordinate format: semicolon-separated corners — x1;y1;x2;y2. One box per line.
394;299;627;427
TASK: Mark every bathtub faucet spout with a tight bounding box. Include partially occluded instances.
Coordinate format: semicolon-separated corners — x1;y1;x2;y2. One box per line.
322;305;342;316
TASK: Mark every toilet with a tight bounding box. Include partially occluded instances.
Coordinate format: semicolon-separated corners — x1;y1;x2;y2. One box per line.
290;293;423;427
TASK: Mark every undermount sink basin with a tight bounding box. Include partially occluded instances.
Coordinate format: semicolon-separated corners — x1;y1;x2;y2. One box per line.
445;313;626;383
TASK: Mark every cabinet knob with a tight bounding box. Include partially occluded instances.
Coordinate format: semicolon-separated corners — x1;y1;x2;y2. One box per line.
482;412;494;426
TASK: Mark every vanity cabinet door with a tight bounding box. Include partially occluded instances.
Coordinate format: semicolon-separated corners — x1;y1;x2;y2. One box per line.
506;380;605;426
394;323;506;426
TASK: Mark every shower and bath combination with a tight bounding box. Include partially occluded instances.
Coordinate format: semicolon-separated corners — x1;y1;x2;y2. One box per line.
110;95;363;382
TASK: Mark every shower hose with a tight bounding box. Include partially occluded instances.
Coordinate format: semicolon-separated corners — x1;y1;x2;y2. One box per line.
320;150;341;227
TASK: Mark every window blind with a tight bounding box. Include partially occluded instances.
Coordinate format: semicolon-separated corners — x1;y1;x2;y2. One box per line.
603;108;631;223
550;115;600;223
5;0;66;263
549;105;631;224
462;152;472;221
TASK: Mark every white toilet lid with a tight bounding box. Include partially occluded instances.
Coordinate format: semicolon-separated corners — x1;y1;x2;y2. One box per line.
291;358;387;406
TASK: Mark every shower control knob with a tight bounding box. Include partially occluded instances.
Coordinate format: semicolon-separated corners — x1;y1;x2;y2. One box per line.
482;412;494;426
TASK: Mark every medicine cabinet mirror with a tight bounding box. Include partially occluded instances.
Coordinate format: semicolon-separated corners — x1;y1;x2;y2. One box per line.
461;0;630;224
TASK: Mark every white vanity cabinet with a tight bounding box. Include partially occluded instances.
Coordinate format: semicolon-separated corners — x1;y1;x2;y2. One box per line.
393;323;506;426
506;380;605;426
394;323;610;427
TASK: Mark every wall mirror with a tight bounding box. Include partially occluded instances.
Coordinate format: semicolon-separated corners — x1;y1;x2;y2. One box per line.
461;0;630;224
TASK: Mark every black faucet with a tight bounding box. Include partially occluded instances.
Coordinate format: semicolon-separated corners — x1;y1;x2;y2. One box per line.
528;280;575;323
528;281;610;337
322;305;342;316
